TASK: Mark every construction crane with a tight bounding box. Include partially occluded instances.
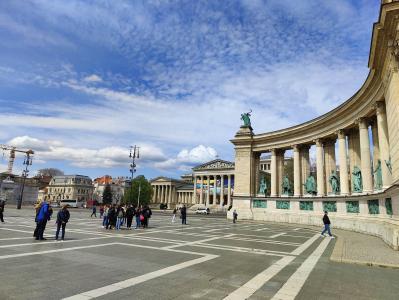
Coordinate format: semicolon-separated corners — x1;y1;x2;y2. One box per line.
0;145;34;175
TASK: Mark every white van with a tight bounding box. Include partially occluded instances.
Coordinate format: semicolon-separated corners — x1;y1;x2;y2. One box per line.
59;199;84;208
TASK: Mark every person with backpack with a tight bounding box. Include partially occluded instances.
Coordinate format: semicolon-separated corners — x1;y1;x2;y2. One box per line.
321;211;335;238
55;205;70;241
107;205;116;230
233;209;238;224
35;201;52;240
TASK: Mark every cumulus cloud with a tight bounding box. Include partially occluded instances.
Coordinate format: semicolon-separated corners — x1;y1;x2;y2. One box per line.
83;74;102;83
155;145;217;171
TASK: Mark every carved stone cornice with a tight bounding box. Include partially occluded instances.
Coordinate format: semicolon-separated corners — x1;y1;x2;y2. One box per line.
192;159;235;171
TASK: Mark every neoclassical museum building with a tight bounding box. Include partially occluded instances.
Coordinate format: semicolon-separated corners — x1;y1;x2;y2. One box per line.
229;1;399;250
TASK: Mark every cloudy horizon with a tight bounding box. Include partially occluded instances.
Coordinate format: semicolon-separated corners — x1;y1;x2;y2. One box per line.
0;0;380;179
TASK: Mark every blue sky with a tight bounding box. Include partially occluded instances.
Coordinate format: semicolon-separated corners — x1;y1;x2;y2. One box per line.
0;0;380;179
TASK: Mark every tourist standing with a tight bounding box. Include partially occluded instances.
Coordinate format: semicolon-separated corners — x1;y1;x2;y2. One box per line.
107;205;116;230
233;209;238;224
0;200;5;223
91;205;97;218
181;205;187;225
135;207;141;229
116;206;124;230
126;205;135;230
35;201;51;240
99;205;104;218
55;205;70;241
102;205;109;228
321;211;335;238
172;208;177;223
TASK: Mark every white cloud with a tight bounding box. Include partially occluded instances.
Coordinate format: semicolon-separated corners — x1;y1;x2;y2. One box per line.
155;145;217;171
83;74;102;83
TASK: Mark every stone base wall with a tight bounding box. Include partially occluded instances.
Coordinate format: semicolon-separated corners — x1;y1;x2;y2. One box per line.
228;187;399;250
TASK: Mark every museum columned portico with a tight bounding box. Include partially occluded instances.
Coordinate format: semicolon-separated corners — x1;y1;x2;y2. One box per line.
229;1;399;250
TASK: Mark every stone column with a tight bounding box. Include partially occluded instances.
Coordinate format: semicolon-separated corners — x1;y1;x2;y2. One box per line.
200;176;204;204
293;145;301;197
348;128;361;192
300;145;311;195
206;176;210;206
371;120;380;170
169;185;173;204
277;150;285;196
270;149;278;197
316;139;325;196
337;130;349;195
376;101;392;188
193;176;197;204
359;118;373;193
160;185;164;203
227;175;232;206
324;140;336;194
220;175;224;207
152;185;156;202
213;175;217;205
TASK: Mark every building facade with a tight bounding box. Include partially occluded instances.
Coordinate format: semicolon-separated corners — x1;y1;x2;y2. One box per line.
47;175;93;203
92;175;128;204
229;1;399;250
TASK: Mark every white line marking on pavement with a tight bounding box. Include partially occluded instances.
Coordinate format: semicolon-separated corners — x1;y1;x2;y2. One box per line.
271;238;331;300
269;233;286;239
193;243;290;257
255;227;269;232
162;234;235;249
290;234;319;256
0;236;112;249
0;243;116;260
62;254;218;300
223;256;296;300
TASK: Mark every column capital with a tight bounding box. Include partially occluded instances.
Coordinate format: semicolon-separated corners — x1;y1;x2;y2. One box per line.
336;129;346;139
358;117;369;129
314;139;323;147
375;101;386;114
292;145;300;152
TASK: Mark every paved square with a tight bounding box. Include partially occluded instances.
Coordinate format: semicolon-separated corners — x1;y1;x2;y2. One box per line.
0;208;398;300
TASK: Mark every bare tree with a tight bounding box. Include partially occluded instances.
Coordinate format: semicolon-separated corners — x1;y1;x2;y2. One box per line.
37;168;64;177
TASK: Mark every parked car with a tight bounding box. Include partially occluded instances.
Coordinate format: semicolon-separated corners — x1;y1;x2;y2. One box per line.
196;207;209;215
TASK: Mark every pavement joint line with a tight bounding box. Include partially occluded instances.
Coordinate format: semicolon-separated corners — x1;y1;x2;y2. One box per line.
62;254;218;300
290;234;320;256
271;238;331;300
0;242;117;260
223;236;299;246
269;233;287;239
222;256;296;300
0;236;112;248
194;243;293;257
161;233;235;249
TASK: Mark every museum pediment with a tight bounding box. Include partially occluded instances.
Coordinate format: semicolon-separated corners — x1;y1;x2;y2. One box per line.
193;159;235;171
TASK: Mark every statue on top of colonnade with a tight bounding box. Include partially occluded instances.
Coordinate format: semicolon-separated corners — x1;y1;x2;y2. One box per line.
352;166;363;193
303;175;317;195
374;160;383;190
329;171;340;194
240;110;252;128
282;175;292;196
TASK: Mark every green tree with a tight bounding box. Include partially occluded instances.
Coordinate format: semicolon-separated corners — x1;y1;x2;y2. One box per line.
102;184;113;204
123;175;152;207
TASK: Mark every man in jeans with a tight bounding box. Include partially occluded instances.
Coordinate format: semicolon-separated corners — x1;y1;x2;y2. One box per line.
321;211;335;238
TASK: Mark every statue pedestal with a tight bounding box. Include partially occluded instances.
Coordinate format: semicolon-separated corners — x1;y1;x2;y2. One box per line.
235;126;253;137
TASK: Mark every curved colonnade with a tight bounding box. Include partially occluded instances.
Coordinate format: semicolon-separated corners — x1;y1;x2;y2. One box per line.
229;1;399;249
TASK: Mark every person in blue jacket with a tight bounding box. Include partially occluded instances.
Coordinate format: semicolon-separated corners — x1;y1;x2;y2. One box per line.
35;201;52;240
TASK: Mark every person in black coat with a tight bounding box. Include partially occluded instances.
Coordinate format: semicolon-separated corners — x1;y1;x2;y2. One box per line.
55;205;70;240
107;205;117;230
321;211;334;238
125;205;135;230
0;200;5;223
181;205;187;225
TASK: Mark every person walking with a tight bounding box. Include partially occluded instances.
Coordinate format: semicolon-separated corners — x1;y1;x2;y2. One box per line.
233;209;238;224
126;205;135;230
91;205;97;218
181;205;187;225
0;200;5;223
35;201;51;240
321;211;335;238
172;208;177;223
55;205;70;241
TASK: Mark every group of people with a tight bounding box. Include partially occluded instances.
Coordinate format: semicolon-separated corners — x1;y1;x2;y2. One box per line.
101;204;152;230
171;205;187;224
33;201;70;241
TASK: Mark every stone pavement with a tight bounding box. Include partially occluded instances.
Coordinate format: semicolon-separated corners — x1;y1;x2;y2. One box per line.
0;207;399;300
331;228;399;268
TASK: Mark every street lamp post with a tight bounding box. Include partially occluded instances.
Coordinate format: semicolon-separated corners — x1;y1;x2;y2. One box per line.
17;150;33;209
129;145;140;205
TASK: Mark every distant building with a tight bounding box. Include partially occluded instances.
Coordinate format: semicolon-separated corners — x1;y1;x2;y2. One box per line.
47;175;93;203
0;173;40;205
92;175;129;204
